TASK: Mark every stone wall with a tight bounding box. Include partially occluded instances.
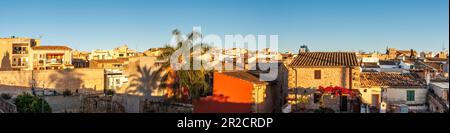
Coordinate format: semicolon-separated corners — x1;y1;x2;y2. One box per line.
0;69;104;91
141;100;193;113
80;95;125;113
44;95;82;113
292;67;360;89
112;94;142;113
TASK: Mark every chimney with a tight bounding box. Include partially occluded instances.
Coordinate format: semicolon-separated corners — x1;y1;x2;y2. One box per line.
299;45;309;53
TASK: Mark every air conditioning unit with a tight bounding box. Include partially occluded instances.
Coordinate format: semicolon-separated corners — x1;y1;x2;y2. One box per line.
380;102;387;113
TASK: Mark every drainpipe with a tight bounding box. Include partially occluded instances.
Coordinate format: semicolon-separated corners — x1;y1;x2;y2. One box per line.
294;68;298;108
349;67;352;89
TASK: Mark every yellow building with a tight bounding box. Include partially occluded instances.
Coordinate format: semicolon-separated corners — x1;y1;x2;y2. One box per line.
89;58;129;70
0;37;40;71
72;50;90;68
89;45;138;60
112;45;137;58
31;46;73;70
143;48;167;57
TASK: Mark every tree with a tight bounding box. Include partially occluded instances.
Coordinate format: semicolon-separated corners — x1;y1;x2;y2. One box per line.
157;29;212;101
14;93;51;113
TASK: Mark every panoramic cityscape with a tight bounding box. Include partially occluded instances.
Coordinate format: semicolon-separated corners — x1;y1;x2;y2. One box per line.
0;0;448;114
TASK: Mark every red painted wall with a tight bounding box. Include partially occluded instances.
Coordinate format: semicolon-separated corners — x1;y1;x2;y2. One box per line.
194;72;254;113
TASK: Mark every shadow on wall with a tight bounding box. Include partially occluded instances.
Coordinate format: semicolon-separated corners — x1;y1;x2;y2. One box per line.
1;52;11;71
127;65;161;98
47;69;85;91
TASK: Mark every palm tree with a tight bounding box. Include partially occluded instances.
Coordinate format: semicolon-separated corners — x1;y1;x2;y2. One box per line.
157;29;212;102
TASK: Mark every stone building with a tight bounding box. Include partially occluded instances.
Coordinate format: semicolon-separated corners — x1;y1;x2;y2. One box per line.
386;48;418;59
289;52;361;89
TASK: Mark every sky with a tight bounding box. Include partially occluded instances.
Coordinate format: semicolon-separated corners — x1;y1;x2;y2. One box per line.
0;0;448;53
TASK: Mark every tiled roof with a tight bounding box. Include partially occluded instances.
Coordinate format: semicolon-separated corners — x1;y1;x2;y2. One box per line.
92;58;128;63
362;63;380;68
425;57;448;62
219;71;267;84
379;60;398;65
32;46;72;50
290;52;359;67
360;72;426;87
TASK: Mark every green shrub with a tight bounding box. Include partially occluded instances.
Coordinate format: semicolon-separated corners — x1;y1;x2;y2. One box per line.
14;93;52;113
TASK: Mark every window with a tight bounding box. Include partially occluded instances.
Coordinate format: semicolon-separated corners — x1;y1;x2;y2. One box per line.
314;70;321;79
313;93;320;103
407;90;415;101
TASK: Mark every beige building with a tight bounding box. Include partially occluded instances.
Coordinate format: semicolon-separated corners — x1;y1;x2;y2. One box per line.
72;50;90;68
143;48;168;57
1;37;74;71
89;58;129;70
31;46;73;70
0;37;40;71
89;45;137;60
359;72;427;113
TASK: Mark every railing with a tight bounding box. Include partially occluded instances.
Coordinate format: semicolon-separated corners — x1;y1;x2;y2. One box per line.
12;50;28;54
12;63;28;67
46;59;63;64
0;98;17;113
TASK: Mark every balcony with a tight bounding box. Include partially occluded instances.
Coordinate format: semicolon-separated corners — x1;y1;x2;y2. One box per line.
46;59;63;65
12;50;28;55
12;44;29;55
12;62;28;67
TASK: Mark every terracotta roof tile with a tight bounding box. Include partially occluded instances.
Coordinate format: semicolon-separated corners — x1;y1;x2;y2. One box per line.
219;71;267;84
290;52;359;67
92;58;128;63
360;72;426;87
32;46;72;50
379;60;398;65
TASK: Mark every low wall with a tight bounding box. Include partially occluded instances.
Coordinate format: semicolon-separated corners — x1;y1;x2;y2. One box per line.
0;69;104;91
142;100;193;113
44;95;82;113
80;95;125;113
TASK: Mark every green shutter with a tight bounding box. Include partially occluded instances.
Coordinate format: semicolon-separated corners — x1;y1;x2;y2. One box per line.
407;90;415;101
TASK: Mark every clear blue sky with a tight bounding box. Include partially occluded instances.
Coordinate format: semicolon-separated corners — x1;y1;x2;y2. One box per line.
1;0;448;53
